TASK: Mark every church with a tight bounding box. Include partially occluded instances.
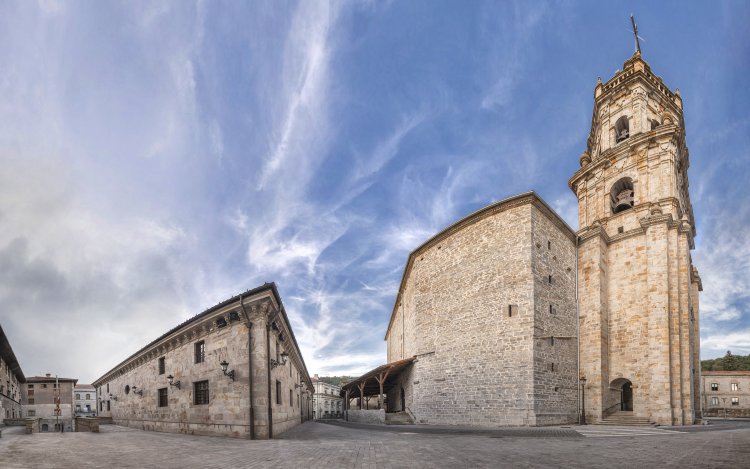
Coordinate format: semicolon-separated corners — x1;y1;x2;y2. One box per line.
342;49;702;427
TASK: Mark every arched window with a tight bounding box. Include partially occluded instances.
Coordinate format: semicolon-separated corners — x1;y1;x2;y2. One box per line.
650;119;659;130
610;178;634;214
615;116;630;142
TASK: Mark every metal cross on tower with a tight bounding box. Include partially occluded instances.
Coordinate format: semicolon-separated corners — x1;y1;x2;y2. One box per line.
630;14;643;54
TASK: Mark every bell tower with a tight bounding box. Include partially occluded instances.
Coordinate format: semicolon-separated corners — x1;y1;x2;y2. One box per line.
569;51;702;425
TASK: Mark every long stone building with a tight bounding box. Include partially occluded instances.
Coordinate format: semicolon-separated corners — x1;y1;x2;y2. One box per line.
92;283;313;438
343;50;701;427
701;371;750;418
0;324;24;421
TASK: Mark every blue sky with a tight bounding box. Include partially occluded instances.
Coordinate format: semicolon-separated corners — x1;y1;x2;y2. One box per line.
0;1;748;384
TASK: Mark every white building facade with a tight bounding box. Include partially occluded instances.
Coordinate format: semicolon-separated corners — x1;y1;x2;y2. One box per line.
312;375;342;419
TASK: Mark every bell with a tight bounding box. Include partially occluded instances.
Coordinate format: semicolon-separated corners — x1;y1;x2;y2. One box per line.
613;189;634;213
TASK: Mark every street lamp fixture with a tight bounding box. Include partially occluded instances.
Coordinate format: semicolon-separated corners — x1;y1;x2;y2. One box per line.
132;386;143;396
579;376;587;425
167;374;181;390
220;360;235;381
270;352;289;369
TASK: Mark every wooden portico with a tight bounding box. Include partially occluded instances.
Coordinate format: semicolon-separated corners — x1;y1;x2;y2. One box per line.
340;357;415;412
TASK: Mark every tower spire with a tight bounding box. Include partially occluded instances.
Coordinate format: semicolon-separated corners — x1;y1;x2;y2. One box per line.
630;14;642;54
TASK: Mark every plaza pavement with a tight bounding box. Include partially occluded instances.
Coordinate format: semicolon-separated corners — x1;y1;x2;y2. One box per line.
0;419;748;468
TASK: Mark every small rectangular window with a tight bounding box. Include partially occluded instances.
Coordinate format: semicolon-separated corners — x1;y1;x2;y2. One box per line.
42;384;47;389
158;388;168;407
711;397;719;406
194;380;209;405
158;357;166;375
508;304;518;317
276;380;282;405
27;410;35;417
28;398;35;405
28;389;34;396
731;383;739;391
550;363;555;372
711;383;719;391
76;393;80;400
547;241;551;250
549;304;556;315
550;337;555;346
290;389;293;406
28;384;34;389
107;401;110;411
195;341;205;364
548;275;553;284
731;397;739;406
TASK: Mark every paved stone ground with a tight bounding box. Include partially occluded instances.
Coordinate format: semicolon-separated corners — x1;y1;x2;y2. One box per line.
0;420;748;468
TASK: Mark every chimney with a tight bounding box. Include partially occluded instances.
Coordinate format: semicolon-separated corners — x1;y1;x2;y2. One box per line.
46;373;51;377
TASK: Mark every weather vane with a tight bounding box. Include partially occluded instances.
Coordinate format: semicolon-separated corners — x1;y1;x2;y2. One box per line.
630;14;644;54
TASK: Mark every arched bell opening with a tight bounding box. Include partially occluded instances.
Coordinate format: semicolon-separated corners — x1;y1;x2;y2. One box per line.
610;178;634;214
615;115;630;143
610;378;634;412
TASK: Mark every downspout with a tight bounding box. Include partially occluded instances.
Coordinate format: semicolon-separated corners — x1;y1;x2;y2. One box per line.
266;308;280;439
239;294;255;440
576;234;582;425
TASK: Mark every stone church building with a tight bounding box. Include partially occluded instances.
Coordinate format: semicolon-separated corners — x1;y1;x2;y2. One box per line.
343;51;702;427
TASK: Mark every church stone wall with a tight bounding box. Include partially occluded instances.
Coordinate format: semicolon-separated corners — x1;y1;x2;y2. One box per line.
386;195;577;426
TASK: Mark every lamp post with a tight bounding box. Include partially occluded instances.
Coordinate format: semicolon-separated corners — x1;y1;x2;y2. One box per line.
579;376;587;425
722;397;727;419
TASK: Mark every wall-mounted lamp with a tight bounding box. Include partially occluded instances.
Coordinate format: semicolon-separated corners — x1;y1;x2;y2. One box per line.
132;386;143;396
109;394;118;401
220;360;235;381
270;352;289;369
167;374;181;390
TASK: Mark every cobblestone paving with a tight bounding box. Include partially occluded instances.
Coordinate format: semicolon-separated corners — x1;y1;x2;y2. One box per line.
0;420;748;468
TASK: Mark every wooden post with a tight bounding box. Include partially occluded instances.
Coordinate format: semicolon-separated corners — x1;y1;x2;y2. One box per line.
357;379;367;410
375;368;390;410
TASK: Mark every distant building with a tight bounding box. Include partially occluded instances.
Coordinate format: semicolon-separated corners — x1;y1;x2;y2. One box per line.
702;371;750;418
0;325;25;421
92;283;313;439
24;374;77;432
311;375;342;419
74;384;97;417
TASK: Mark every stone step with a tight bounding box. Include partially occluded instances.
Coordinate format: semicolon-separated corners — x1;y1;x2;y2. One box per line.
385;412;414;425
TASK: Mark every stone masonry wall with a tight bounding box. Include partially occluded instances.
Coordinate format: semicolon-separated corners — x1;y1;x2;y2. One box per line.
531;205;578;425
386;196;577;426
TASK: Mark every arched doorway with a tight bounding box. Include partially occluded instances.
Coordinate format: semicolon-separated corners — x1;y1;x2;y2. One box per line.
611;378;634;412
621;382;633;411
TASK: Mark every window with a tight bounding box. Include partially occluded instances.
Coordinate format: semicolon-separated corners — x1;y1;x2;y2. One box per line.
650;119;659;130
28;398;34;405
28;384;33;389
195;341;205;364
76;405;81;411
86;394;90;400
158;388;168;407
42;384;47;389
125;385;130;395
76;393;80;400
547;241;551;250
290;389;293;407
548;275;553;284
107;383;109;393
610;178;634;214
615;115;629;142
550;337;555;346
711;383;719;391
731;397;739;406
549;363;555;372
86;405;91;412
276;380;282;405
711;397;719;406
731;383;739;391
549;304;556;315
28;389;34;396
194;380;209;405
107;401;110;411
27;410;35;417
276;341;280;363
158;357;165;375
100;402;103;412
508;304;517;318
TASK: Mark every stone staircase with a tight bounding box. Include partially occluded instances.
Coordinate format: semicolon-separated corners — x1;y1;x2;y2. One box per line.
385;412;414;425
596;411;657;427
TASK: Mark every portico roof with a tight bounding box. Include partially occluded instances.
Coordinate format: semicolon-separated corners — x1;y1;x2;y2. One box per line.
340;356;415;398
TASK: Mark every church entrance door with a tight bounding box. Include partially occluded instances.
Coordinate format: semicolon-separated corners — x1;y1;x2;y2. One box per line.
621;381;633;411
